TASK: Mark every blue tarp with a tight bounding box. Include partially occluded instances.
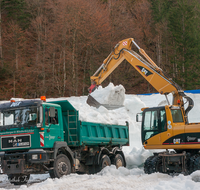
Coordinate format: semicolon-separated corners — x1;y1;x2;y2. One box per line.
184;89;200;94
138;89;200;95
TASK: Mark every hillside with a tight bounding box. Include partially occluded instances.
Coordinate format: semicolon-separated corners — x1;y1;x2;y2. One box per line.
0;0;200;100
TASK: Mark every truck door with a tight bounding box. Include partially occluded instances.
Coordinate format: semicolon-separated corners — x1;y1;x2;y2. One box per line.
44;106;62;147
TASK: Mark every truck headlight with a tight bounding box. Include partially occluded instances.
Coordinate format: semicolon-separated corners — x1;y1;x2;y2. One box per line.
32;154;38;160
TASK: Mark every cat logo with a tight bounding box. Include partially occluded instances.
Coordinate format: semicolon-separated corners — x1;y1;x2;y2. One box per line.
173;138;180;144
136;66;153;77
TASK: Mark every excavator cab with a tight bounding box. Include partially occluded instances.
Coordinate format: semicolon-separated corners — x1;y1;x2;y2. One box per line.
140;106;167;144
140;105;186;148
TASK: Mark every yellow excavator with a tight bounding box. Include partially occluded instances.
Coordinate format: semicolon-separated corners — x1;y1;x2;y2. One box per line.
88;38;200;174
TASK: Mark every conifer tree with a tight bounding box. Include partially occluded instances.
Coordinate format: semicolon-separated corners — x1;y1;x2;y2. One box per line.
150;0;200;90
168;0;200;89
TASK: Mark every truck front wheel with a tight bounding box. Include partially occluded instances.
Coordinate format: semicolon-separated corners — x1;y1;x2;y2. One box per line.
50;154;71;178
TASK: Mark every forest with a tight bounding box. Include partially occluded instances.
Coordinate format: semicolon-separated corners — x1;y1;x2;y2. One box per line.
0;0;200;100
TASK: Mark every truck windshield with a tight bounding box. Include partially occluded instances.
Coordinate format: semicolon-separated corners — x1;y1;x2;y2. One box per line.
0;106;40;128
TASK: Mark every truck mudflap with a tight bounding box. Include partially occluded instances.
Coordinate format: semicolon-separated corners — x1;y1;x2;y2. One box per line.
0;149;49;174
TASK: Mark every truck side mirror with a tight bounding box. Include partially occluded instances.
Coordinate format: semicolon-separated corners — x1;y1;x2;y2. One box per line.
136;113;142;122
49;107;55;118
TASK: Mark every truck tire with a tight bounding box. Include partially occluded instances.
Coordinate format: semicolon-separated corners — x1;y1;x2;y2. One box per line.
100;155;111;170
50;154;71;178
8;174;30;185
114;154;125;169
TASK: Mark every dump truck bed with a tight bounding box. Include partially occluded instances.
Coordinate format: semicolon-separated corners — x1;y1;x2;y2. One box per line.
79;121;129;146
50;100;129;147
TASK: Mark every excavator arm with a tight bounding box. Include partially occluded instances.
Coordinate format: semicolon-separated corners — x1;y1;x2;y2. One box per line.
89;38;193;120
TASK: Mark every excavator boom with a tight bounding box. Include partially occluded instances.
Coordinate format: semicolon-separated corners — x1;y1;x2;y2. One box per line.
89;38;193;118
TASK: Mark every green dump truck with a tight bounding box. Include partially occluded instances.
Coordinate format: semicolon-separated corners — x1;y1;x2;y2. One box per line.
0;97;129;185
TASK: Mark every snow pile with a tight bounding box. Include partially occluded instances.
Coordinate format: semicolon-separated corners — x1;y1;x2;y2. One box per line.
91;83;125;106
13;167;200;190
65;97;128;125
148;172;200;190
15;167;168;190
3;166;200;190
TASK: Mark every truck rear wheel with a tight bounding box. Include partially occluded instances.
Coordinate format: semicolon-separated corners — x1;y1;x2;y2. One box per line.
50;154;71;178
100;155;111;170
114;154;125;168
8;174;30;185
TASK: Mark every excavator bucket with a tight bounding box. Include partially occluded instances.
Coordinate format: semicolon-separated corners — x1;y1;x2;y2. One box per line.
86;95;101;108
86;95;124;110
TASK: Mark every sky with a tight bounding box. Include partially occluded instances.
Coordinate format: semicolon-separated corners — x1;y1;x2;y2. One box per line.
1;83;200;190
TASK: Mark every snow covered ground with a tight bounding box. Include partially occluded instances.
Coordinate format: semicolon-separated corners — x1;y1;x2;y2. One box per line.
1;83;200;189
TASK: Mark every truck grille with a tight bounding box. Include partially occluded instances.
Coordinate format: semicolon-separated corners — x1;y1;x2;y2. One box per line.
1;135;31;149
